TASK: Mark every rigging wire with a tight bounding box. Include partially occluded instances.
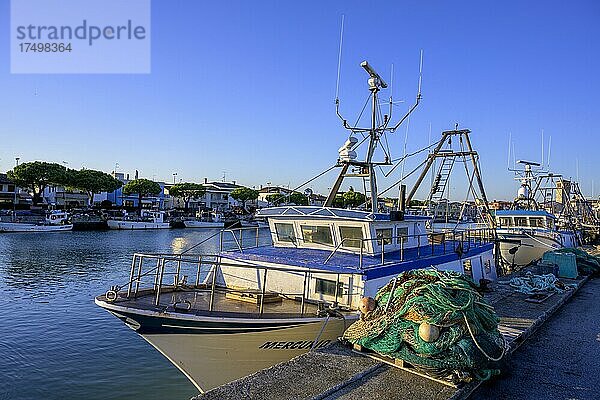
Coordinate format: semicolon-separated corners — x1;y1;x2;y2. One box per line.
352;93;373;135
378;157;428;198
289;164;339;195
380;138;441;179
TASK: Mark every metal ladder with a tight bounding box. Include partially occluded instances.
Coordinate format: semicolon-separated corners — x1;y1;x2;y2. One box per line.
428;153;456;217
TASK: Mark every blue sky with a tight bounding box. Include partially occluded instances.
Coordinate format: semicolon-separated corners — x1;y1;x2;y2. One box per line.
1;0;599;200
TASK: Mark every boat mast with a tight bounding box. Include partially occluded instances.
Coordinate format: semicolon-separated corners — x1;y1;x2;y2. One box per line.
326;59;421;211
363;61;386;211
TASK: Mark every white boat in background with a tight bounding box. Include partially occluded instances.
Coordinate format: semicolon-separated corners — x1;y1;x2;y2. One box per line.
96;59;500;392
183;211;224;228
107;210;171;230
496;161;578;268
496;209;577;267
0;210;73;233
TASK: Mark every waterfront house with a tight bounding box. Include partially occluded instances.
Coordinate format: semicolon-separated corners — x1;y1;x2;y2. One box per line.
43;186;89;208
97;172;168;210
0;174;30;208
165;179;244;212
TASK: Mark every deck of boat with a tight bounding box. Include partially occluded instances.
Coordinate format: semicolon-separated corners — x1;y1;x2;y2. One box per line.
97;285;355;319
220;240;494;276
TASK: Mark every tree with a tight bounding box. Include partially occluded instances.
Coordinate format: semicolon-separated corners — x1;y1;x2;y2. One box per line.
122;179;162;214
7;161;68;205
266;191;308;206
288;192;309;206
342;188;366;208
230;187;258;209
266;193;286;206
409;199;425;207
68;169;123;206
168;182;206;210
332;194;345;208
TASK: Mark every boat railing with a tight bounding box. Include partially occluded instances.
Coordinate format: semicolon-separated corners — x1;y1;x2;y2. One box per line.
219;226;262;252
114;251;361;317
325;227;496;269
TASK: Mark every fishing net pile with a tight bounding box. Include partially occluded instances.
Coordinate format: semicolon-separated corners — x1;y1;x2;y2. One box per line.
509;272;574;294
343;269;505;383
551;248;600;276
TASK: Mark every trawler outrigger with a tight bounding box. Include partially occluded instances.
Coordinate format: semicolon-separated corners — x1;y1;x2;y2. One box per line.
95;59;498;392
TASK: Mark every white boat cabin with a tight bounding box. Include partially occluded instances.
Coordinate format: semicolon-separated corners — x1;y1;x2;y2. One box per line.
495;210;556;230
257;206;429;255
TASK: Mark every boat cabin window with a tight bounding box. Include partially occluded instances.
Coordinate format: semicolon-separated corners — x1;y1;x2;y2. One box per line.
315;278;343;297
514;217;527;227
274;223;296;242
396;227;409;244
339;226;364;248
301;225;333;246
529;217;544;228
499;217;511;227
375;228;393;246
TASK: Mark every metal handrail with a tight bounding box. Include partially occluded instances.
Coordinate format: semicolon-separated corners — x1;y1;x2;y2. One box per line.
322;227;495;269
121;250;359;316
219;226;261;252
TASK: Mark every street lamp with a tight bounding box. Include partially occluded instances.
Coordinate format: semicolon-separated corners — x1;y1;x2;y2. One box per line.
173;172;178;184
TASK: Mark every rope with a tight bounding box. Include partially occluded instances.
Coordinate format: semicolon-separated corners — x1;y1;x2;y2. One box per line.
343;269;504;382
311;315;331;351
462;312;506;362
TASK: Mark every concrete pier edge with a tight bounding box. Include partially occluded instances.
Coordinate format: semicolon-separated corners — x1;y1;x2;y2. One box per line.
192;273;593;400
448;274;592;400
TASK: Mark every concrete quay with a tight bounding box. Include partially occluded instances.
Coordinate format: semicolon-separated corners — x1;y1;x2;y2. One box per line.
193;272;592;400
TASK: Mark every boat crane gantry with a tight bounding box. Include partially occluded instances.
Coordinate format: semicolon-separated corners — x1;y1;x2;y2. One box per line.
405;128;496;228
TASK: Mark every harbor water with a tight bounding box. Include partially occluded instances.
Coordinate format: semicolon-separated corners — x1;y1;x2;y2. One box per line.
0;229;268;400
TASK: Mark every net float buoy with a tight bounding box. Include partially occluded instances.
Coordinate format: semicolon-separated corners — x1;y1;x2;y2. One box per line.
418;321;440;342
359;297;377;314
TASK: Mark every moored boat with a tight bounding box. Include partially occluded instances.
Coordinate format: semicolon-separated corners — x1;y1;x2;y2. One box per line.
496;161;578;268
183;211;225;228
95;58;499;392
107;210;171;230
0;210;73;232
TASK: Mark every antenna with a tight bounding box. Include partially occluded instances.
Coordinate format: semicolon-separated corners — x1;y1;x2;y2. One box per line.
334;15;345;101
391;50;423;131
541;129;544;167
507;132;512;169
512;141;516;168
388;63;394;117
417;49;423;97
547;136;552;167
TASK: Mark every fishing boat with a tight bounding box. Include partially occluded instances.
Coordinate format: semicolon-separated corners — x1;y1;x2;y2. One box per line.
0;210;73;232
183;211;225;228
95;59;498;392
496;161;578;268
107;210;171;230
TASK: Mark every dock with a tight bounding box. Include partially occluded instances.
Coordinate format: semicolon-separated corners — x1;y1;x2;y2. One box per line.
193;270;592;400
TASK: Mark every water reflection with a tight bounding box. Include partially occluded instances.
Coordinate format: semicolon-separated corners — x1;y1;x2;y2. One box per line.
0;229;232;400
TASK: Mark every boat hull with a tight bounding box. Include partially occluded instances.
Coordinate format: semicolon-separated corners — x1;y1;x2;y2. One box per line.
0;222;73;232
97;302;351;392
183;221;225;228
497;230;578;267
107;220;171;230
